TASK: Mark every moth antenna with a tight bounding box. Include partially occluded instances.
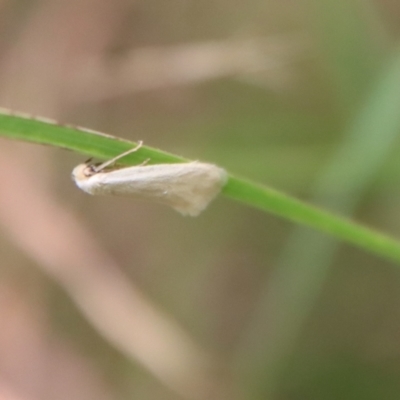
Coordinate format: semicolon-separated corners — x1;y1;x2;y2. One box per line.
139;158;150;167
94;141;143;172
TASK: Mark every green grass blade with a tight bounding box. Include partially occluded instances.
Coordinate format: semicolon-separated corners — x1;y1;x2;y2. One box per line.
225;176;400;263
0;108;400;266
0;108;184;164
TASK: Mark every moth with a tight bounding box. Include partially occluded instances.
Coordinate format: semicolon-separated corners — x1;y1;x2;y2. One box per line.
72;142;227;216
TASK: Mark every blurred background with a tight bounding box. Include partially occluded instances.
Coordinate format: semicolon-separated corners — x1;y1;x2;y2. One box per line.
1;0;400;399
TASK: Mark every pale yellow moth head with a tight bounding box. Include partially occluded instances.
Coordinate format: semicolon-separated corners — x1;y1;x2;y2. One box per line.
72;163;97;182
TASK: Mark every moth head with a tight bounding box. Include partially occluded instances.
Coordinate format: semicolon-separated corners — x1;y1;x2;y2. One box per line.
71;162;97;182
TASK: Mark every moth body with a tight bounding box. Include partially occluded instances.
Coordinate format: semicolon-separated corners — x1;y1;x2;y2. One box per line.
72;161;227;216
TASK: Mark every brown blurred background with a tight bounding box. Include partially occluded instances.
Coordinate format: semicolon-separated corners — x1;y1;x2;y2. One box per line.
1;1;400;399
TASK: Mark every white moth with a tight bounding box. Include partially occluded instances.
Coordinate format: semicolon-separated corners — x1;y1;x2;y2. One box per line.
72;142;227;216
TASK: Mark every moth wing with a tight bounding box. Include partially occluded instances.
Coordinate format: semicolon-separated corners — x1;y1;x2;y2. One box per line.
82;162;227;216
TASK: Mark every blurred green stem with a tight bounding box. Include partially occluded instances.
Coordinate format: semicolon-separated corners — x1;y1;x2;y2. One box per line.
233;35;400;400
